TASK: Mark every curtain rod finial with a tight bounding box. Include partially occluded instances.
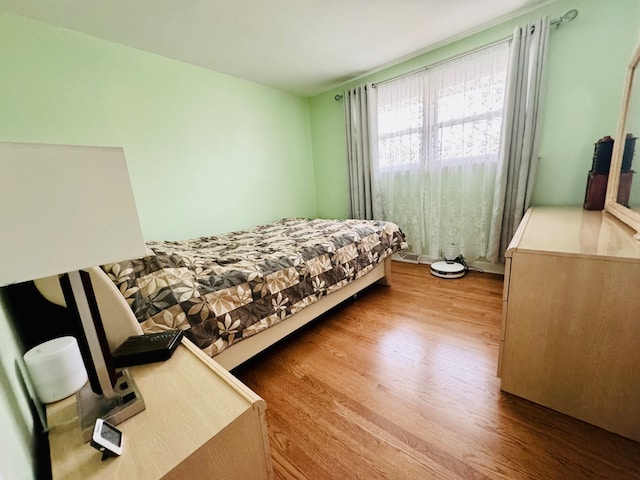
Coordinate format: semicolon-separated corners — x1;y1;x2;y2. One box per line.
335;94;343;101
551;9;578;27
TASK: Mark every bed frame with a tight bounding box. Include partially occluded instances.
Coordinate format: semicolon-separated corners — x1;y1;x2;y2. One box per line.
214;257;391;370
35;257;392;371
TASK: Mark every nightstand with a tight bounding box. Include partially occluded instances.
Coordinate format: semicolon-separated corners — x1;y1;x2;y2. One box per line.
47;340;273;479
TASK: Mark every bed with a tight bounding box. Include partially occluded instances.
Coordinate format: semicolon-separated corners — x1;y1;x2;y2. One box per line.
37;218;407;370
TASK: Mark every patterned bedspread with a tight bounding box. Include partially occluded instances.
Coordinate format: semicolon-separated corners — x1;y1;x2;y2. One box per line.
101;218;407;357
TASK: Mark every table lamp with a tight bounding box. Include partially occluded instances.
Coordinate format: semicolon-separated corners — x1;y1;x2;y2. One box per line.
0;142;149;441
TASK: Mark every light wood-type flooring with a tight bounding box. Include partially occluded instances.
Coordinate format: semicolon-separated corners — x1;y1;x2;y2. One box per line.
234;261;640;480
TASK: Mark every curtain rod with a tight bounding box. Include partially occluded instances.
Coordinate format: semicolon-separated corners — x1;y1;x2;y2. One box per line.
334;9;578;101
334;36;508;100
371;36;510;89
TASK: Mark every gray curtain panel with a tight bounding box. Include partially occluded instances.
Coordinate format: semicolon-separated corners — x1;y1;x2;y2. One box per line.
344;84;374;220
488;17;550;263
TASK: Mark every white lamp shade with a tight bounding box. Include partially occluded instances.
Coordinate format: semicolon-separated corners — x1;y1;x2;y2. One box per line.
23;336;88;403
0;142;148;286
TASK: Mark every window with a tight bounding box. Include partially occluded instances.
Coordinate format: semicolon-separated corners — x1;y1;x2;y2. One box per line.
371;41;511;262
376;42;509;171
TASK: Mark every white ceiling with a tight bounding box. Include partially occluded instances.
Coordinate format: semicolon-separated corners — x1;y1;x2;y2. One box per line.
0;0;551;96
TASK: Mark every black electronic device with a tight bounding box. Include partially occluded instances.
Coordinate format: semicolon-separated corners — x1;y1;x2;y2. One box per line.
90;418;123;460
112;330;183;367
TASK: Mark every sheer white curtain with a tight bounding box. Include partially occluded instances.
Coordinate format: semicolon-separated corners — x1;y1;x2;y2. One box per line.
372;42;510;261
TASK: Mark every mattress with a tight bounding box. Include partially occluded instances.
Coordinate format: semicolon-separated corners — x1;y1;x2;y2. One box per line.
101;218;407;357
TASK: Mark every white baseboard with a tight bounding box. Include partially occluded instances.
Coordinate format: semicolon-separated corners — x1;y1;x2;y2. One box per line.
392;252;505;275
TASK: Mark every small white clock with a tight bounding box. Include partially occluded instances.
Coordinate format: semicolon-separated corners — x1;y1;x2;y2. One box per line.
90;418;123;460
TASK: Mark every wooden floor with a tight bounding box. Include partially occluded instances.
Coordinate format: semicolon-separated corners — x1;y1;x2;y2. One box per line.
234;261;640;480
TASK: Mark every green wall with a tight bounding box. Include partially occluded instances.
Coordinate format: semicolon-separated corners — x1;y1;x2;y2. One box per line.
0;12;317;241
309;0;640;218
0;295;38;480
0;11;318;479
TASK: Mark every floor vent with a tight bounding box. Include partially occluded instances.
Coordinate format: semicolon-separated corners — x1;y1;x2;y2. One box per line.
394;252;420;264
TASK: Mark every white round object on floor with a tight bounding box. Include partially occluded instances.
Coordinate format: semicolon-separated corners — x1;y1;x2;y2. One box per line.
430;261;466;279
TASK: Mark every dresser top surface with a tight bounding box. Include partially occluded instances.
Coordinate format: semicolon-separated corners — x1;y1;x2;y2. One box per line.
507;207;640;261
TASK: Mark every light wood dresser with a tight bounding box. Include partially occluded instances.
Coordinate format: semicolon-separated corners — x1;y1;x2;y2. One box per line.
499;207;640;442
47;340;273;479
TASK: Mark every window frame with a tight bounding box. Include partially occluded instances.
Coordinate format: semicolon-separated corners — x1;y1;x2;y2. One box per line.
375;45;509;172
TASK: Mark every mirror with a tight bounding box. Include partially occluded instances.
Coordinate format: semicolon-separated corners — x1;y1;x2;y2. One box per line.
605;42;640;240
